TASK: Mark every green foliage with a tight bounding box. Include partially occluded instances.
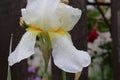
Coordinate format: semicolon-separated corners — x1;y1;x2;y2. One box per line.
87;10;100;31
87;5;113;80
89;42;114;80
97;20;109;32
87;9;110;32
99;42;113;80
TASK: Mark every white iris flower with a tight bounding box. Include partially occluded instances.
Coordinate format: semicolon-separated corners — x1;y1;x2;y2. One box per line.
8;0;91;73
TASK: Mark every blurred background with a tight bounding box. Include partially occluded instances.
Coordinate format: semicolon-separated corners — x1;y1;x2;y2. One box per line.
0;0;120;80
87;0;113;80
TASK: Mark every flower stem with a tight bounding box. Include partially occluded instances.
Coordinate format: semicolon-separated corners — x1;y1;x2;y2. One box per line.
74;72;82;80
38;31;52;64
41;63;48;77
38;31;52;80
62;71;66;80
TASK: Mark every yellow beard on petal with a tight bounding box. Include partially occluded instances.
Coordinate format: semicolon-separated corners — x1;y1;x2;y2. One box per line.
49;29;71;43
26;27;68;35
55;29;67;34
26;27;42;36
26;26;71;42
26;26;42;31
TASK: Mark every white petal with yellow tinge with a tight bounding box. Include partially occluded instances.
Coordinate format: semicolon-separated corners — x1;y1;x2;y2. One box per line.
21;0;81;31
51;34;91;73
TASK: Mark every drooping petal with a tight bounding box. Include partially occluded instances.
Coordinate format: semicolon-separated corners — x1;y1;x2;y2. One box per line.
57;3;82;31
8;31;38;66
21;0;60;31
51;33;91;73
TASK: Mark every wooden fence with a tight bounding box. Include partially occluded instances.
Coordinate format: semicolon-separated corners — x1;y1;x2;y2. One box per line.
111;0;120;80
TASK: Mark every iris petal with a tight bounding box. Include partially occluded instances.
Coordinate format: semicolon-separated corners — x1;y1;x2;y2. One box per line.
57;3;82;31
8;31;38;66
21;0;60;31
51;34;91;73
21;0;81;31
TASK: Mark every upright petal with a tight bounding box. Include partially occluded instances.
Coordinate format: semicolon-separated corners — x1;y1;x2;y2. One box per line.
57;3;82;31
21;0;60;31
8;31;38;66
51;33;91;73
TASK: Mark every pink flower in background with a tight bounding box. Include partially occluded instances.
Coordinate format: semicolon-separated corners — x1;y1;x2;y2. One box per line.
28;66;42;80
34;77;41;80
28;76;41;80
87;29;99;43
28;66;36;73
